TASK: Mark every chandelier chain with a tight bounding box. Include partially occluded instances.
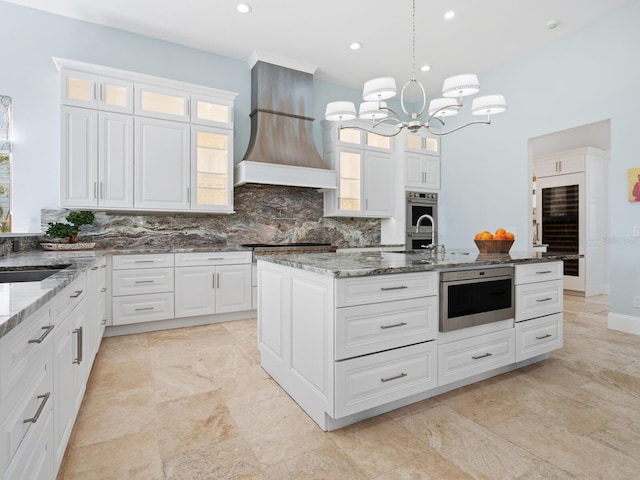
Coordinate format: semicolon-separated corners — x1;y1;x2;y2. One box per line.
411;0;416;79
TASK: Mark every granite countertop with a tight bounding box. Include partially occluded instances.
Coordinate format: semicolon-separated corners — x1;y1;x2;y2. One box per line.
108;245;252;254
257;249;581;278
0;250;108;339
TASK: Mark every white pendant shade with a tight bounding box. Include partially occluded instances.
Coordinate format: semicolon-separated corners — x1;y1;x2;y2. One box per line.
471;95;507;116
428;98;459;118
359;101;389;120
442;74;480;98
362;77;397;101
325;101;357;121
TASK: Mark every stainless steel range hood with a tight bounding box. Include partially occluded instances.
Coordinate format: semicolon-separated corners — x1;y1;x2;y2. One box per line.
234;53;337;189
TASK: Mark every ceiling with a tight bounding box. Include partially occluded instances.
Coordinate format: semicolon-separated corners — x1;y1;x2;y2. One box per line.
5;0;633;95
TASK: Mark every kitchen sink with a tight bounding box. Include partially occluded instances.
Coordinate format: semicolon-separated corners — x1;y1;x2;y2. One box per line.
0;265;70;283
388;250;435;255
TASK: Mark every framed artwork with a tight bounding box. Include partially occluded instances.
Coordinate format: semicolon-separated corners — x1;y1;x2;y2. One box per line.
630;168;640;202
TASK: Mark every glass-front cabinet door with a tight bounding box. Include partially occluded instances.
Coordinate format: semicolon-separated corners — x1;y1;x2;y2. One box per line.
191;94;233;128
338;148;362;213
135;84;190;122
61;70;97;108
98;76;133;114
191;126;233;212
404;131;439;156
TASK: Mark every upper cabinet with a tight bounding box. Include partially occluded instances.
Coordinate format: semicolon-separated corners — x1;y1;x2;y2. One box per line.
534;151;587;178
322;120;394;218
55;58;238;214
402;130;440;191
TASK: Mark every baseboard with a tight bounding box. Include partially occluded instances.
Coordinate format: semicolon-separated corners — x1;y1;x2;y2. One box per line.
608;312;640;336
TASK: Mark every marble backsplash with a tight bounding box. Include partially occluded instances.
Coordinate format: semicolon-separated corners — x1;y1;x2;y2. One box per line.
41;185;381;249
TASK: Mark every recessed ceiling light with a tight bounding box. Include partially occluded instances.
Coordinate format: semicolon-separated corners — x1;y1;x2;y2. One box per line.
444;11;455;20
349;42;363;51
546;19;560;30
236;2;252;14
420;64;431;72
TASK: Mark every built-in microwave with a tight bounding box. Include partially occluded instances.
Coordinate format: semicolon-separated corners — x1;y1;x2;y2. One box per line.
406;191;437;248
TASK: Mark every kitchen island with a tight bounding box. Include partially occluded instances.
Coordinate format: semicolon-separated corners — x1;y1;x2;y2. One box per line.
257;250;576;430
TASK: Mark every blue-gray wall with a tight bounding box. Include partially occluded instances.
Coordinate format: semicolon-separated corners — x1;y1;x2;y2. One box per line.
2;0;639;321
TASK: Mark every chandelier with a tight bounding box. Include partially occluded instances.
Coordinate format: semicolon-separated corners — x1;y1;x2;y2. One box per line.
324;0;507;137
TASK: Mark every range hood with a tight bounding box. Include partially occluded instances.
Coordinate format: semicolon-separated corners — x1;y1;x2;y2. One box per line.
234;53;337;189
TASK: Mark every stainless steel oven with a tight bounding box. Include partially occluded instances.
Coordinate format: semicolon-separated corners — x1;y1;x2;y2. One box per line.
439;266;514;332
406;191;437;248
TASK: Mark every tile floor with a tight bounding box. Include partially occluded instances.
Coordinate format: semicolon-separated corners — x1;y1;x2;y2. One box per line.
57;294;640;479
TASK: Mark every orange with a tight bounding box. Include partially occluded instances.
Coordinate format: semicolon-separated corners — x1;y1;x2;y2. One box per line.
474;232;483;240
494;233;507;240
505;232;515;240
495;228;506;236
480;232;493;240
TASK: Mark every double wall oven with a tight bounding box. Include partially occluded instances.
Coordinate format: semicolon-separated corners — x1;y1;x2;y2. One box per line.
406;191;438;250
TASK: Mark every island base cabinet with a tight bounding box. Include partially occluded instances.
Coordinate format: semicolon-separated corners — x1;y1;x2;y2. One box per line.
335;341;437;418
3;410;53;480
437;328;516;386
516;313;563;362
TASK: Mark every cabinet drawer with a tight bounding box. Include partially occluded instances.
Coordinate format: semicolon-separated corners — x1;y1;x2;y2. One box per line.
4;407;53;480
437;328;515;386
336;272;437;307
516;313;563;362
334;341;437;418
54;275;86;319
515;262;563;285
174;251;251;267
112;293;174;326
112;268;174;296
0;351;52;467
515;280;563;322
0;305;53;406
112;253;174;270
335;297;437;360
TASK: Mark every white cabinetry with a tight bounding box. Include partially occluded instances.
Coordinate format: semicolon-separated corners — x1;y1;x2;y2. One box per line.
134;117;190;211
258;263;437;430
403;131;440;191
515;262;563;362
322;121;394;217
174;252;252;317
56;58;238;213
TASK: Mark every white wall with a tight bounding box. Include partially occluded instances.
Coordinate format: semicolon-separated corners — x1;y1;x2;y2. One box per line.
439;0;640;319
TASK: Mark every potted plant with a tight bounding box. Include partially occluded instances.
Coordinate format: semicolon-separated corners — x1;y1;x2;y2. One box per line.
46;211;95;244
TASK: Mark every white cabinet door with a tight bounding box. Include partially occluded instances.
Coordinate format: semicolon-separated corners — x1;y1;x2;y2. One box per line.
60;106;97;207
336;147;363;215
134;117;190;210
191;126;233;212
174;266;216;318
190;93;233;128
98;76;133;114
53;312;74;471
61;70;97;108
404;153;439;191
135;84;190;122
71;298;88;413
404;131;439;156
363;151;393;217
216;264;252;313
98;112;133;208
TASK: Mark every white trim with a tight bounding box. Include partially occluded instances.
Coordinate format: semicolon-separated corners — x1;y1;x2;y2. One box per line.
247;50;317;74
53;57;239;100
234;161;337;189
608;312;640;336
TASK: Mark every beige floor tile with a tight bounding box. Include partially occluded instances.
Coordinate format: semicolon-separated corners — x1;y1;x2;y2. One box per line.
216;364;283;407
397;404;543;480
437;383;522;427
86;356;153;395
72;387;157;448
261;443;368;480
223;318;258;341
329;417;434;478
184;322;238;353
373;450;475;480
229;395;332;466
95;332;150;365
385;397;440;420
62;431;163;480
589;416;640;462
152;358;219;403
490;411;640;479
157;390;238;459
201;343;257;374
163;436;265;480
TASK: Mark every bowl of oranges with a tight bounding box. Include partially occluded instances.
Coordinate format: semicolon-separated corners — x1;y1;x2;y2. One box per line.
474;228;515;253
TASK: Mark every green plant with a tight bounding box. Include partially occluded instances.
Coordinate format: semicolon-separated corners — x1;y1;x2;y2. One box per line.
46;211;95;243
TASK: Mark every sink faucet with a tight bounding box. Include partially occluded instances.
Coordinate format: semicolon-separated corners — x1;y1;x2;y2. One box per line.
415;214;436;250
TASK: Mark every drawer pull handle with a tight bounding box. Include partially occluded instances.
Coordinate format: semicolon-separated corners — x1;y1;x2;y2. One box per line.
23;392;50;424
134;280;155;284
472;352;493;360
380;322;408;330
135;307;155;311
69;290;83;298
101;288;107;293
208;257;225;261
380;372;407;383
73;327;83;364
536;333;552;340
28;325;55;344
380;286;408;291
536;297;553;302
101;318;107;325
134;260;156;263
91;266;99;270
536;270;553;274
